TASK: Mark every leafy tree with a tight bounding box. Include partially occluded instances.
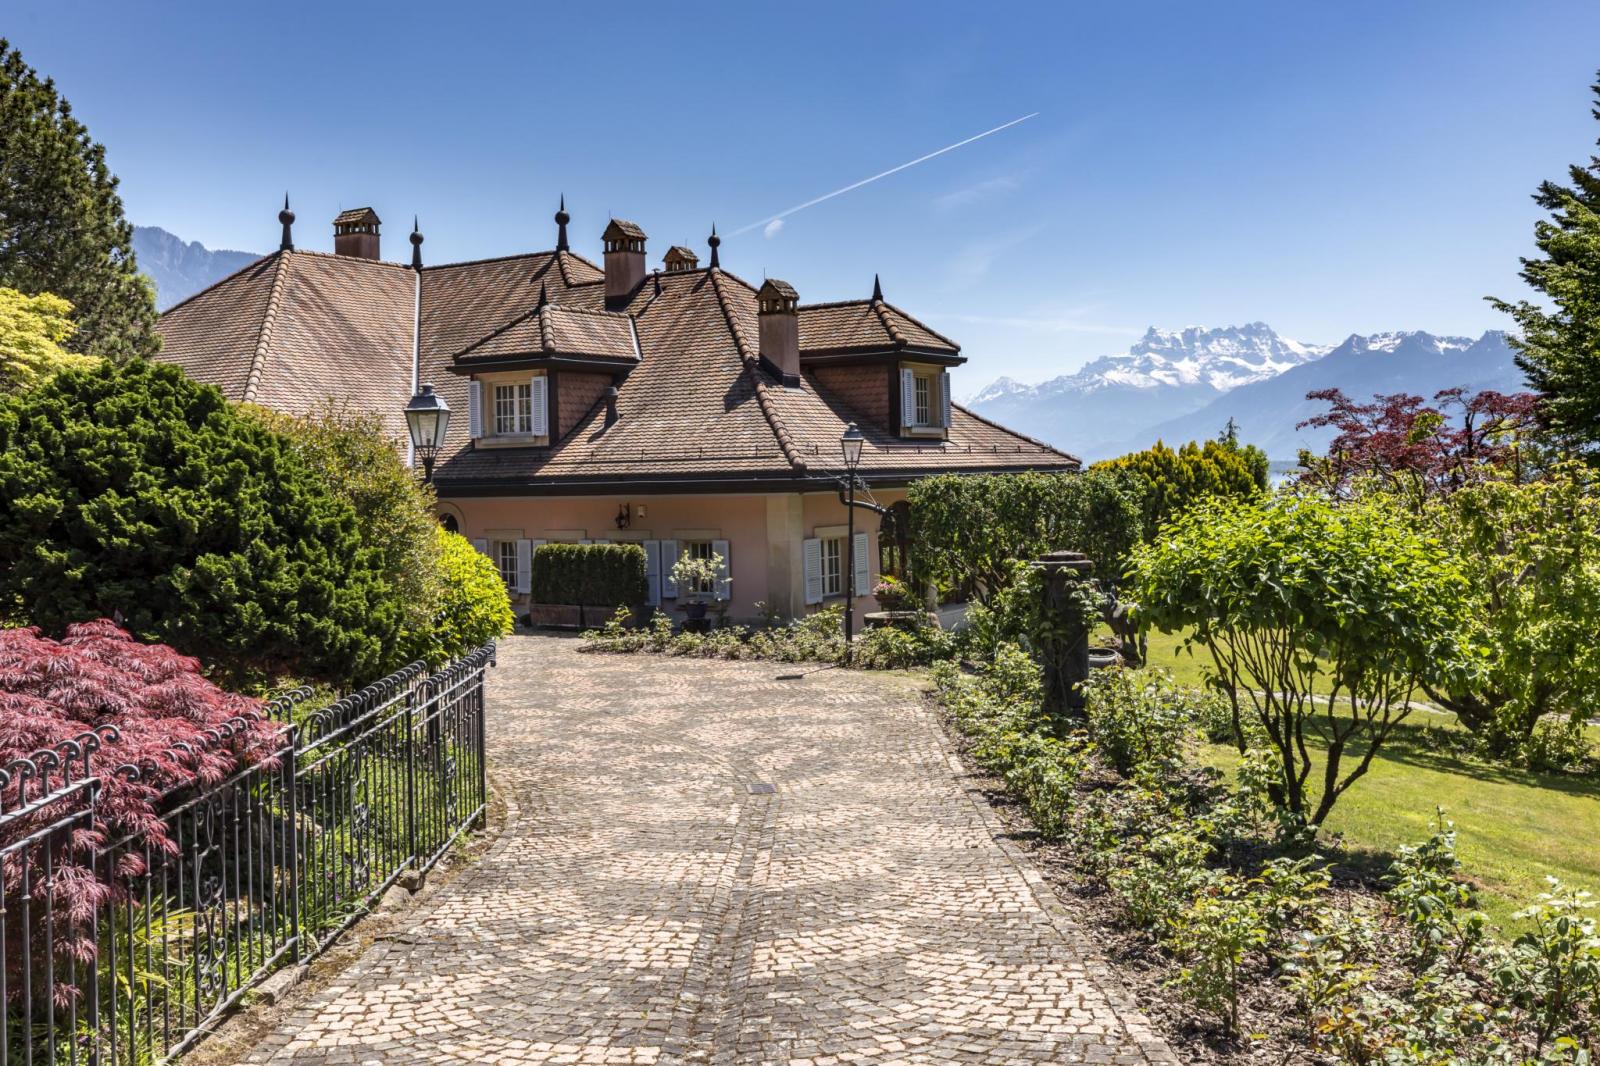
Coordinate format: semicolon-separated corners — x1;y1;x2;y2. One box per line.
1489;72;1600;458
249;404;442;665
1420;466;1600;758
907;470;1144;603
0;360;399;687
0;40;160;360
0;286;96;387
1092;436;1268;537
1296;387;1541;502
409;529;512;667
1130;494;1469;828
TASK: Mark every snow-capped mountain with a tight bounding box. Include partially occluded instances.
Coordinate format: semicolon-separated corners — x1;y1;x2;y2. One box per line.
968;324;1528;461
968;323;1328;456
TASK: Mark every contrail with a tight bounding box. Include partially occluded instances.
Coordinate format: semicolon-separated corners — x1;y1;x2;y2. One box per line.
728;112;1040;237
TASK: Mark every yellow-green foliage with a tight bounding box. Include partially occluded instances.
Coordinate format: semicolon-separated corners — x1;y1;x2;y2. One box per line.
0;287;97;387
1093;438;1267;536
418;529;513;666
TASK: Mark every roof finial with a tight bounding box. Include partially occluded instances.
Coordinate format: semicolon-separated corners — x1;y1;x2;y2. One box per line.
554;194;570;252
278;193;295;252
872;273;882;302
536;280;549;310
707;223;720;270
409;216;424;272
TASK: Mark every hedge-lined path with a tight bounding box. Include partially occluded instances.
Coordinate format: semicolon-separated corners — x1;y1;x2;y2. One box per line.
244;634;1175;1065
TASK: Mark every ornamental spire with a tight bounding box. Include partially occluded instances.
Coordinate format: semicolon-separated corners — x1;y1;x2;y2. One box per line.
555;194;570;252
278;194;295;252
707;223;720;270
409;216;424;272
872;274;883;302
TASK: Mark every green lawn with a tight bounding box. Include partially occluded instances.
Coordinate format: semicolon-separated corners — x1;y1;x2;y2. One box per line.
1133;627;1600;929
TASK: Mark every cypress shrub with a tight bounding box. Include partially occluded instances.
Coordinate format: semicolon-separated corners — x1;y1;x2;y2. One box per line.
0;359;400;687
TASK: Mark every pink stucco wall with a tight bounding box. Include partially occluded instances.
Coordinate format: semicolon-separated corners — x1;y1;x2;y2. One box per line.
440;487;907;626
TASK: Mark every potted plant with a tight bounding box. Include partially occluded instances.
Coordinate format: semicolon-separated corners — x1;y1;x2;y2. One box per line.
670;551;725;623
871;575;917;612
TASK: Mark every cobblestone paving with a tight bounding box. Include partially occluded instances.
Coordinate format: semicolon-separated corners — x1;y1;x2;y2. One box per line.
247;635;1176;1065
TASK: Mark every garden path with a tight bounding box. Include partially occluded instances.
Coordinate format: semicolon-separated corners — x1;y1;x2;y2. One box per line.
243;634;1174;1065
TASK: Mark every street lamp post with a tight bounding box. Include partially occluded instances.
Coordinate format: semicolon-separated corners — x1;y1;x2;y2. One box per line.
403;384;452;483
840;422;864;660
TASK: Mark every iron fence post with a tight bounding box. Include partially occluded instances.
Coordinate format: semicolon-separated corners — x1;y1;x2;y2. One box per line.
404;684;419;869
474;663;488;829
285;724;302;963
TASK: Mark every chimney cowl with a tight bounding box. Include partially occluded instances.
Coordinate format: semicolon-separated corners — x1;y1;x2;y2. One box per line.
757;278;802;387
603;385;620;427
333;207;382;260
663;245;699;273
602;219;647;306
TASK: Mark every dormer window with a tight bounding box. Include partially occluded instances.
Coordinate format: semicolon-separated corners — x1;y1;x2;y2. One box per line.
467;371;549;446
899;364;951;435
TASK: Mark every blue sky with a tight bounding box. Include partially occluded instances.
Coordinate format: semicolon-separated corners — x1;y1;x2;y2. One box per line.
8;1;1599;392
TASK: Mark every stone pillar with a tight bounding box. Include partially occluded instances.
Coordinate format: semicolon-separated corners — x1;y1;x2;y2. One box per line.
1033;550;1095;719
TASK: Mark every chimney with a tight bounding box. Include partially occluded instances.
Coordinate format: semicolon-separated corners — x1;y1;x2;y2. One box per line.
662;245;698;273
333;207;382;259
604;386;620;427
602;219;647;306
757;278;801;387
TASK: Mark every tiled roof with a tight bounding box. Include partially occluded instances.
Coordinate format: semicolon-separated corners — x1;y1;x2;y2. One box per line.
156;236;1076;492
797;298;960;355
603;219;647;241
333;207;380;226
455;304;639;363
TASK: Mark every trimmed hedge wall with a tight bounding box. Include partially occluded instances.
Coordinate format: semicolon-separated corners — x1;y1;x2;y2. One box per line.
532;543;648;608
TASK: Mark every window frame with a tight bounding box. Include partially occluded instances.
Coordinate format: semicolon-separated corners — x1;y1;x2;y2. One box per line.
494;540;518;590
493;382;533;436
820;535;844;598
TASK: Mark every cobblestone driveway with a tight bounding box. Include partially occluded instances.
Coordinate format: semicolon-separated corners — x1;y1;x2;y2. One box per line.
248;635;1175;1065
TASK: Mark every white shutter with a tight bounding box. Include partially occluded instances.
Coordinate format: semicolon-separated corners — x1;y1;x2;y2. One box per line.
803;538;823;606
578;539;593;545
852;532;871;599
468;380;483;438
471;537;490;556
515;539;532;594
940;371;952;428
644;540;662;606
711;539;731;601
900;368;916;428
660;539;679;599
530;374;549;437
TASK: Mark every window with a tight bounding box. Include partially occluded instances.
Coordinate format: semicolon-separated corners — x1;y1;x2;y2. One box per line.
914;374;931;427
820;536;844;598
495;541;518;590
494;383;532;435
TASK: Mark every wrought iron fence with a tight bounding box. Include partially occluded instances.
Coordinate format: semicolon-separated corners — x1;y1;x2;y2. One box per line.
1;642;495;1066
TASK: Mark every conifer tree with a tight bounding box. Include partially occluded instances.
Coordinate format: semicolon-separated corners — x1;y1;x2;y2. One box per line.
1489;72;1600;456
0;39;160;361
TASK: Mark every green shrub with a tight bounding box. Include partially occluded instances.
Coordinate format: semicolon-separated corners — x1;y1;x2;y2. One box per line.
253;404;443;670
908;469;1145;603
1495;880;1600;1053
0;359;397;687
1130;492;1471;828
1167;871;1270;1039
532;543;648;608
1386;815;1487;966
1081;666;1196;778
409;529;512;666
1092;436;1269;538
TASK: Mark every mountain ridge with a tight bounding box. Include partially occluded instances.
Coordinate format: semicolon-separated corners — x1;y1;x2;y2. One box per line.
132;226;261;311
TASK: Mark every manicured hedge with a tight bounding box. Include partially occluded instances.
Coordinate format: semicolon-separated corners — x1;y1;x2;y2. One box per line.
532;543;648;608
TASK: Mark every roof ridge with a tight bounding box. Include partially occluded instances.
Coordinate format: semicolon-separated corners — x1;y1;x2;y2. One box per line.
796;298;873;311
278;248;413;271
537;305;553;352
869;296;906;348
243;252;293;403
879;299;961;351
952;401;1081;465
157;251;274;317
707;269;808;474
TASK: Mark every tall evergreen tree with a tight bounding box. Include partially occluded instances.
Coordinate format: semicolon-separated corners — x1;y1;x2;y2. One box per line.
1489;72;1600;457
0;39;160;361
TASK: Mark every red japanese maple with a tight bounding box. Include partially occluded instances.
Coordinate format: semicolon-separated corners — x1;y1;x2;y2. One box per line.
1;622;281;1006
1296;387;1540;499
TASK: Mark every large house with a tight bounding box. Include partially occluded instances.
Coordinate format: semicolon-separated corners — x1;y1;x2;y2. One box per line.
156;201;1078;623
